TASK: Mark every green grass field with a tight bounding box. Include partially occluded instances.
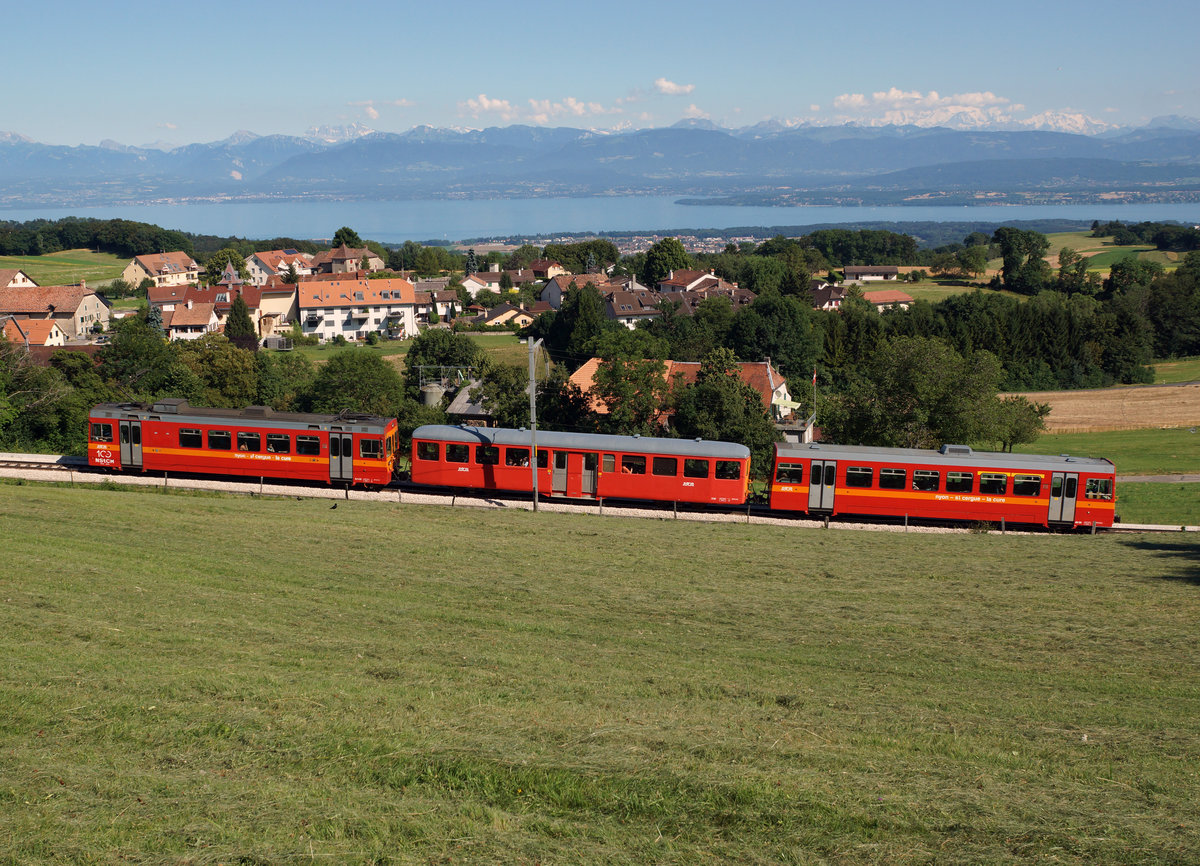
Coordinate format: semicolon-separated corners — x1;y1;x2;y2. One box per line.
1116;482;1200;525
1044;231;1175;272
0;483;1196;862
286;332;531;369
0;249;127;286
1154;357;1200;385
1015;427;1200;476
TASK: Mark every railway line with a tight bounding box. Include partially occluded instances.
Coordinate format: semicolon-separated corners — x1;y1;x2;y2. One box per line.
3;451;1194;534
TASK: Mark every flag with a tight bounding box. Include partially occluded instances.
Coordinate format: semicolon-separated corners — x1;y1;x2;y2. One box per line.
812;368;817;385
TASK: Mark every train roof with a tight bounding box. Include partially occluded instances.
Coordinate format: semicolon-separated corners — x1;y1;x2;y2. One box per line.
90;400;394;432
412;425;751;459
775;441;1115;474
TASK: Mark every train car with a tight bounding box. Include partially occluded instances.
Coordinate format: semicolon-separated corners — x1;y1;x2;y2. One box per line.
769;442;1116;528
88;399;399;488
410;425;751;505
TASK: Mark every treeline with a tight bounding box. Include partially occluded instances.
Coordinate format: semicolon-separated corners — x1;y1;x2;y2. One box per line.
1090;220;1200;252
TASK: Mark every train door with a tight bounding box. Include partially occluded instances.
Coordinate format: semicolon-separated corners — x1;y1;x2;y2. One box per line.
329;429;354;482
580;452;598;497
118;420;143;469
808;459;836;512
552;451;568;495
551;451;598;498
1048;472;1078;525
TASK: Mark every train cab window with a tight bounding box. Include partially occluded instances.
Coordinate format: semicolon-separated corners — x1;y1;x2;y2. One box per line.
652;457;677;476
179;428;203;449
90;423;113;443
208;430;232;451
1014;475;1042;496
879;468;905;489
361;439;383;459
267;434;291;454
980;473;1007;495
446;443;469;463
416;441;439;461
715;460;741;480
946;472;973;493
683;458;709;478
776;463;803;484
913;470;940;492
297;435;321;456
846;466;873;488
475;445;499;465
237;432;261;452
505;447;531;467
620;455;645;475
536;450;549;469
1085;478;1113;500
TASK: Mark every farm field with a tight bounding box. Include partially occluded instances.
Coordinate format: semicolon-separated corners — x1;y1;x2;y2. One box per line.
1;483;1197;863
1014;382;1200;433
0;249;126;286
1154;356;1200;385
1015;427;1200;476
1043;230;1178;272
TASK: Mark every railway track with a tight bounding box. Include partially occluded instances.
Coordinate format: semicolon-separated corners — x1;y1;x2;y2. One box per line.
1;452;1194;534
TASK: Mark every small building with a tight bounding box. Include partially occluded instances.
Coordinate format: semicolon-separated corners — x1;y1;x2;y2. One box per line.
164;300;219;340
605;290;662;329
811;284;847;311
843;265;900;282
862;288;914;311
245;250;314;286
310;245;384;275
0;268;38;290
122;251;201;288
528;260;568;280
0;285;110;338
470;303;534;329
3;317;67;347
297;276;417;342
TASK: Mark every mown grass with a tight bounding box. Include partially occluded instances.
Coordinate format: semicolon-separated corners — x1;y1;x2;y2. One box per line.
284;332;531;370
1154;357;1200;385
1116;482;1200;525
1015;427;1200;475
0;249;127;286
1;483;1198;863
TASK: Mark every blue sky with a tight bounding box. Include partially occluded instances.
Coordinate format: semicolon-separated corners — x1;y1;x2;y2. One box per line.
6;0;1197;146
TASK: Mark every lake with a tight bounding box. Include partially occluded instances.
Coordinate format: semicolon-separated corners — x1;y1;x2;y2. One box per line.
2;197;1198;243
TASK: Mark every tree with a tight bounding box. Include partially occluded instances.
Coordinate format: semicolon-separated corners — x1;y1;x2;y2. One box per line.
957;246;989;278
175;334;258;408
641;237;691;287
224;294;256;340
992;228;1051;294
543;284;615;369
990;396;1050;452
255;351;315;411
672;348;780;476
282;262;300;284
402;328;486;400
727;293;821;383
305;351;405;417
470;364;531;429
465;248;478;275
499;271;513;291
590;356;672;436
332;226;364;248
203;248;251;286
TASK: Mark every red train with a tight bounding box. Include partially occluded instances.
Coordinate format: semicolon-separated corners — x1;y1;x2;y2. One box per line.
409;425;752;505
769;441;1116;529
87;400;399;488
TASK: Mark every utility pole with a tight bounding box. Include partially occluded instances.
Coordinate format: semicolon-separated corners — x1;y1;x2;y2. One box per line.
528;338;544;511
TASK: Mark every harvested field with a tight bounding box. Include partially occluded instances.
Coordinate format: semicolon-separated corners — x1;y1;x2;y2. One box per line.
1016;382;1200;432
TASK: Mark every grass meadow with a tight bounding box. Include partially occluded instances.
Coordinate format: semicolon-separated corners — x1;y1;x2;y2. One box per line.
0;250;127;286
1014;427;1200;476
286;332;532;369
1153;357;1200;385
1;482;1197;863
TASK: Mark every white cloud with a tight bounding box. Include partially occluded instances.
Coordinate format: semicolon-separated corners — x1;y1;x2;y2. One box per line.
459;93;519;122
350;98;413;120
655;78;695;96
809;104;820;112
683;104;709;119
158;121;178;130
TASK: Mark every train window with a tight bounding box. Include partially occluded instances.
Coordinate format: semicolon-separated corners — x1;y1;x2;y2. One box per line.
267;434;291;454
1014;475;1042;496
237;432;261;452
446;443;469;463
980;473;1007;495
652;457;677;476
776;463;803;484
946;472;973;493
361;439;383;459
1065;476;1077;498
846;466;873;488
416;441;439;461
683;458;709;478
1085;478;1113;500
505;447;531;467
475;445;499;465
536;450;549;469
602;454;615;473
179;428;203;449
297;435;321;456
621;455;645;475
879;468;905;489
715;460;741;480
913;470;940;492
824;464;836;486
208;430;232;451
90;423;113;443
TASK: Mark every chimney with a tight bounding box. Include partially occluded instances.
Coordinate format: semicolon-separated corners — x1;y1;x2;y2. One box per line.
187;299;193;309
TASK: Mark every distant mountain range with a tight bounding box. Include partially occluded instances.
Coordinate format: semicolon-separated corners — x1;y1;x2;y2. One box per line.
2;118;1199;208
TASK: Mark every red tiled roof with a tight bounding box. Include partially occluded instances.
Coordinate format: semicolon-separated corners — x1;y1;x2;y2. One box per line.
169;302;216;327
0;286;99;314
297;277;416;310
569;357;785;414
133;251;198;275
